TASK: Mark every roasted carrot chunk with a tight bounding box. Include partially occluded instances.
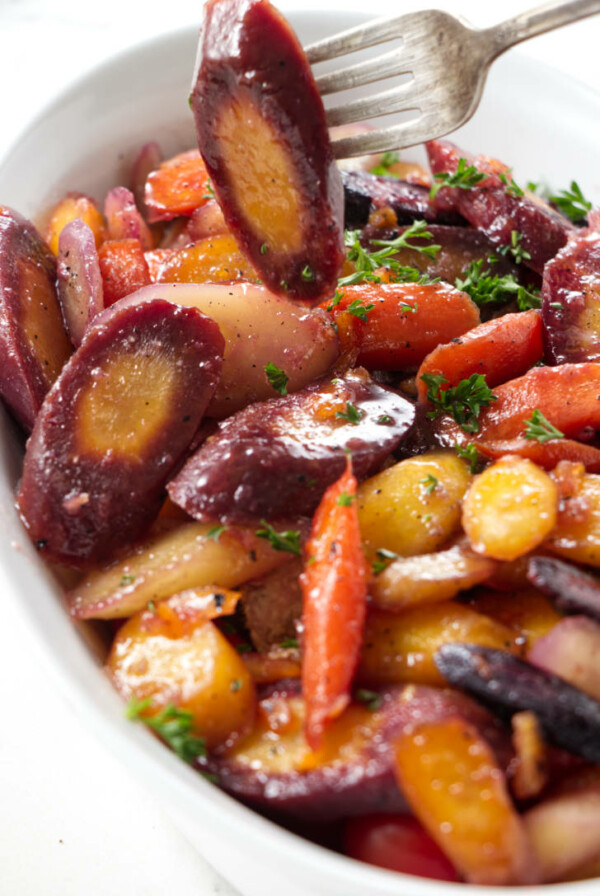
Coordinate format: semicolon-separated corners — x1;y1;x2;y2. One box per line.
300;457;367;750
45;191;106;255
98;238;151;305
144;149;212;222
393;715;536;885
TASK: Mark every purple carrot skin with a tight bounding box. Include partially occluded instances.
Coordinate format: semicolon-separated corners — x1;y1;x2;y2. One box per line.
204;682;511;821
17;299;224;565
191;0;344;301
56;219;104;347
104;186;153;250
0;206;72;430
426;140;573;275
542;225;600;363
527;555;600;621
167;367;415;523
129;141;163;219
528;616;600;701
434;643;600;763
341;170;465;229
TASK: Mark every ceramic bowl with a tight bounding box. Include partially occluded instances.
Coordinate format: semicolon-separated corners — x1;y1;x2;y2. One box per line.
0;10;599;896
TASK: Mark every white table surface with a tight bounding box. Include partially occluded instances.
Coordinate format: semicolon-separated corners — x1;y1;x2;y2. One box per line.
0;1;599;894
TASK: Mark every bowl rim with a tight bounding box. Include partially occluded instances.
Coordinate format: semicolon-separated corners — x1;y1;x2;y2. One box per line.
1;12;599;896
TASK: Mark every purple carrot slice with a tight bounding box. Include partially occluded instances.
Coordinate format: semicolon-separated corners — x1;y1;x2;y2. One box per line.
527;555;600;621
434;643;600;763
341;170;465;229
0;206;72;430
168;367;415;523
541;225;600;363
56;219;104;347
190;0;344;301
129;141;163;220
426;140;573;275
17;298;224;564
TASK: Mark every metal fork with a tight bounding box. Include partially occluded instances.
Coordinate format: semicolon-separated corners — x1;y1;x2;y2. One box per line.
305;0;600;158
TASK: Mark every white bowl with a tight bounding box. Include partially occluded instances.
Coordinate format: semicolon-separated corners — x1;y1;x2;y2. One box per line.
1;11;600;896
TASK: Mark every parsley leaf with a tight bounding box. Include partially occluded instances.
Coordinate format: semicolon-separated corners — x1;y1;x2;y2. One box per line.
126;698;206;764
422;373;497;433
420;474;438;494
455;258;540;311
264;361;289;396
523;409;564;443
549;181;592;223
336;402;363;424
355;689;383;711
369;151;400;177
337;491;355;506
119;573;135;587
301;265;314;282
455;442;481;474
346;298;375;321
202;180;215;201
339;221;440;287
326;289;344;312
255;521;301;556
372;548;398;575
498;230;531;265
280;637;299;649
499;171;524;198
430;158;487;199
207;525;227;541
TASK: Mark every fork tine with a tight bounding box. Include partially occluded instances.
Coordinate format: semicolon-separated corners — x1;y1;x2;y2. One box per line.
314;47;412;96
325;81;417;128
331;116;450;158
305;12;416;64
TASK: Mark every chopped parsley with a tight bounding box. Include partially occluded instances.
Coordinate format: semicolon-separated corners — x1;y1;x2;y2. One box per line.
337;491;355;507
420;473;438;494
260;243;268;255
549;181;592;223
336;402;363;424
280;637;299;649
455;257;540;311
372;548;398;575
235;643;253;654
499;230;531;265
455;442;481;474
301;265;314;282
499;171;524;198
355;689;383;712
202;180;215;200
207;525;227;541
230;679;242;693
119;573;135;587
369;150;400;177
346;298;375;321
264;361;289;396
339;221;440;287
421;373;497;434
430;158;487;199
126;698;206;764
399;301;418;313
255;521;302;556
523;409;564;443
377;414;393;425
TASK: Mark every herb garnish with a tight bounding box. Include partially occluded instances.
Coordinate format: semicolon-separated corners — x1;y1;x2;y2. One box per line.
339;221;440;287
264;361;289;396
255;521;302;556
523;409;565;443
280;637;299;649
499;230;531;265
301;265;314;282
207;525;227;541
202;180;215;201
455;258;540;311
455;442;480;474
326;290;345;312
549;180;592;223
430;158;487;199
336;402;363;424
346;298;375;321
370;151;400;177
119;573;135;587
372;548;398;575
355;689;383;711
420;474;438;494
126;698;206;764
421;373;497;433
337;491;355;507
499;171;524;198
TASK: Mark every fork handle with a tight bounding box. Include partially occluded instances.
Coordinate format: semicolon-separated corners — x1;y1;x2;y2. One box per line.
489;0;600;55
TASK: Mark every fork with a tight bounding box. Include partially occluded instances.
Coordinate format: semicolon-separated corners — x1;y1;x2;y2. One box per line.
305;0;600;158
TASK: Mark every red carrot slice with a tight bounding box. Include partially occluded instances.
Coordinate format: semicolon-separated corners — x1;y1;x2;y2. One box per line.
98;238;151;305
300;457;367;750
